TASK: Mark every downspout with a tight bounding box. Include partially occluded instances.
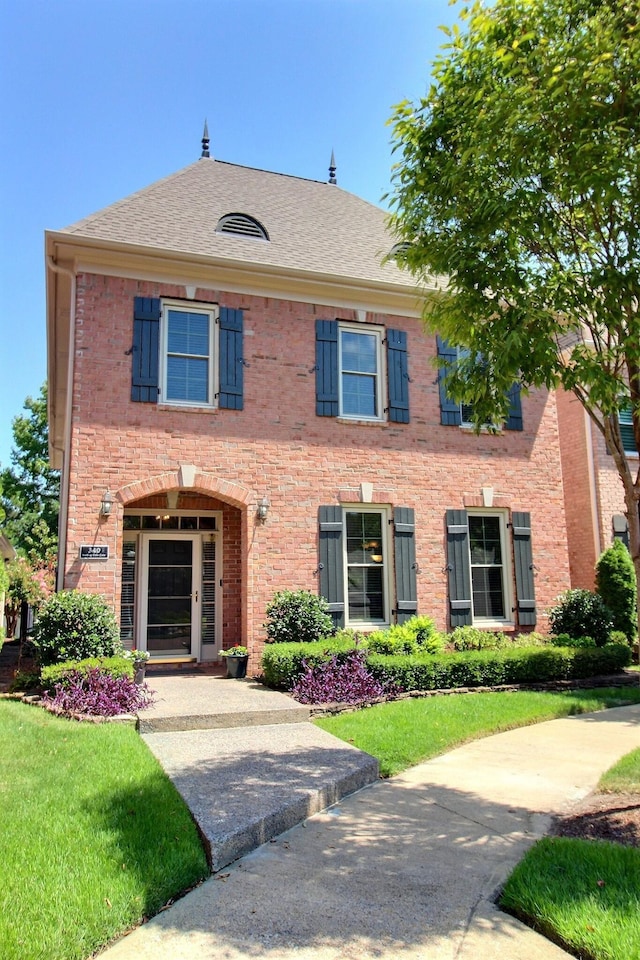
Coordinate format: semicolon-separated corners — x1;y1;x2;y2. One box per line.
585;406;602;564
47;257;76;592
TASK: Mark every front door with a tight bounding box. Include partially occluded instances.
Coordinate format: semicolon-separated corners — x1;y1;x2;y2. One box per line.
140;535;201;659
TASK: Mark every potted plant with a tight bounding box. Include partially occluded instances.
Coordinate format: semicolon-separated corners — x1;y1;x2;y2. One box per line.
219;645;249;679
124;648;150;684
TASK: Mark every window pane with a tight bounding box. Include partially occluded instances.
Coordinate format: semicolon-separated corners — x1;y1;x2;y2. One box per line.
342;373;377;417
167;356;209;403
472;567;505;619
348;567;384;622
340;331;377;373
469;517;502;565
167;310;209;357
346;512;383;564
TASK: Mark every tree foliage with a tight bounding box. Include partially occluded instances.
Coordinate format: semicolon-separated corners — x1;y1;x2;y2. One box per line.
388;0;640;626
1;384;59;565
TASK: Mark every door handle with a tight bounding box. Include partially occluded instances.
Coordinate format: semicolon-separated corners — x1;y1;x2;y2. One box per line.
192;591;198;602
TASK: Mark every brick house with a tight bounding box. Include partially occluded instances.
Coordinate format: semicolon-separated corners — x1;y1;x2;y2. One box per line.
45;148;571;667
556;387;637;590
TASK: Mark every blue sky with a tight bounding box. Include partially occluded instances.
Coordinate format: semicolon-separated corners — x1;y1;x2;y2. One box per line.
0;0;456;468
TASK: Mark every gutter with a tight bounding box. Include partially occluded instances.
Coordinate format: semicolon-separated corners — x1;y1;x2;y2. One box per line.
47;256;76;592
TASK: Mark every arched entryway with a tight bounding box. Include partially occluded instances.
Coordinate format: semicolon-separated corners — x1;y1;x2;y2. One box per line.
118;487;244;663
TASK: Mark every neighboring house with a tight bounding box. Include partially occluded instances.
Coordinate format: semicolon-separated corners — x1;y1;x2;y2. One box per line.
1;533;16;637
45;142;571;667
556;388;638;590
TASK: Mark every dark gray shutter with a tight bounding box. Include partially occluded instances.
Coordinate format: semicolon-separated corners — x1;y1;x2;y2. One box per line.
131;297;160;402
506;383;523;431
318;506;345;628
512;511;537;626
218;307;244;410
437;337;461;425
387;329;410;423
315;320;339;417
394;507;417;623
446;509;472;626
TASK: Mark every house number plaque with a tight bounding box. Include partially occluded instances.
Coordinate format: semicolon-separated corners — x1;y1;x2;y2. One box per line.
79;545;109;560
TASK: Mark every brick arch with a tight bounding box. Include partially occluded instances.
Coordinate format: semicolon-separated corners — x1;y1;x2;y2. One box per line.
116;471;253;510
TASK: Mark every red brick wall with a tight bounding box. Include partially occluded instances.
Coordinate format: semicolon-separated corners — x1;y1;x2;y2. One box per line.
62;273;571;659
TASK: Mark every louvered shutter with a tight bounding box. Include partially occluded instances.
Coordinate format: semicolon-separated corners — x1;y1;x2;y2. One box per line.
437;337;461;425
506;383;523;431
387;329;410;424
315;320;339;417
446;509;472;627
512;511;537;626
394;507;417;623
218;308;244;410
131;297;160;402
318;506;345;628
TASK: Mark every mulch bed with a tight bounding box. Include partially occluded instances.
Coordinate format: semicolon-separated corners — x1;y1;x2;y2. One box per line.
552;792;640;848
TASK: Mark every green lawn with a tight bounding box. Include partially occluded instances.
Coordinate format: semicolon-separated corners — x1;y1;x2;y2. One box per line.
314;687;640;776
0;701;209;960
501;747;640;960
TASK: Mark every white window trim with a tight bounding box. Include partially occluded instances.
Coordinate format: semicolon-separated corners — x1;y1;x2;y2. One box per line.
342;504;391;628
159;299;219;408
467;509;514;628
338;323;385;422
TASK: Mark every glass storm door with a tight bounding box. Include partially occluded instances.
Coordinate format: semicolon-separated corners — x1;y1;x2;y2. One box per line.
142;536;199;658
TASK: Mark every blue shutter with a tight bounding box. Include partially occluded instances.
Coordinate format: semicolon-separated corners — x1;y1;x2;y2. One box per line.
386;329;410;423
619;406;637;454
318;506;345;628
131;297;160;402
446;509;472;627
218;307;244;410
437;337;461;425
506;383;523;431
315;320;339;417
394;507;417;623
512;511;537;626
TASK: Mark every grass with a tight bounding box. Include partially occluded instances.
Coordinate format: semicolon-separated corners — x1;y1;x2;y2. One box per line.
314;687;640;777
0;700;209;960
501;746;640;960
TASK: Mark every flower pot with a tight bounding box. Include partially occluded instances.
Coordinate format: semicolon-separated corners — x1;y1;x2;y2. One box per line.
225;655;249;679
134;663;146;685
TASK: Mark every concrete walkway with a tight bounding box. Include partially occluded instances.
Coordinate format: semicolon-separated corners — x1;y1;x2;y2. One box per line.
100;677;639;960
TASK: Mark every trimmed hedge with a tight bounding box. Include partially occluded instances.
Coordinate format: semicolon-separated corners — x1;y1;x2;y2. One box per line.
41;656;134;693
261;641;632;693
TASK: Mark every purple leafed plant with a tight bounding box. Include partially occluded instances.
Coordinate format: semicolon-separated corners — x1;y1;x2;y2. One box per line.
43;668;155;717
292;650;395;705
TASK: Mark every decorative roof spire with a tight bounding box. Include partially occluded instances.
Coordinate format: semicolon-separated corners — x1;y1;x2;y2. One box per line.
328;149;337;185
201;119;210;159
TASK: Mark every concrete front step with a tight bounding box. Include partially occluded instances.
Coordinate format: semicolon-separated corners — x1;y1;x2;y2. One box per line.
139;705;310;733
142;721;380;872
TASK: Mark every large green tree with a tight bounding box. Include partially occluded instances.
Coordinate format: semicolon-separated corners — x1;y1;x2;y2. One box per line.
1;384;59;565
388;0;640;630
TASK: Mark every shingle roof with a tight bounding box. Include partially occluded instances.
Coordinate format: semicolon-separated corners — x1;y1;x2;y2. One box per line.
60;158;422;290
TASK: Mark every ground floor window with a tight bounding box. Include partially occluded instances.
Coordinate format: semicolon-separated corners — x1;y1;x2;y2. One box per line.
345;509;388;624
468;514;507;620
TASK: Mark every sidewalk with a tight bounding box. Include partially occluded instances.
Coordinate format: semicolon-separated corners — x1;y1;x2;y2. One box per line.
99;699;640;960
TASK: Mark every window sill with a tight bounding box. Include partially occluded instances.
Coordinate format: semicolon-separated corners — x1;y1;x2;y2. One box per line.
459;424;502;435
158;403;217;414
336;416;386;427
472;620;515;630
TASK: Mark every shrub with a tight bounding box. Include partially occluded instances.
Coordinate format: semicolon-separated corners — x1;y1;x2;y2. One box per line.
42;668;154;717
264;590;334;644
596;539;637;644
549;634;596;649
548;589;614;648
41;656;134;693
32;590;121;667
449;626;506;651
261;636;357;689
291;650;393;705
367;625;418;655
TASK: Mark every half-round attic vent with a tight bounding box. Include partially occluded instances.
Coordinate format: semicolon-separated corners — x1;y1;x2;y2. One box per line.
216;213;269;241
389;241;412;259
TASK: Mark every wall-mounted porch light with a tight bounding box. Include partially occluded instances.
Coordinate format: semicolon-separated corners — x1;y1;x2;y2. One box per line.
100;491;114;518
256;497;270;523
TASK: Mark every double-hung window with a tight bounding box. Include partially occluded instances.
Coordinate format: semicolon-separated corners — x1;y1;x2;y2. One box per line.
339;327;383;420
345;509;387;623
437;336;523;431
130;297;245;410
161;303;217;406
468;514;508;620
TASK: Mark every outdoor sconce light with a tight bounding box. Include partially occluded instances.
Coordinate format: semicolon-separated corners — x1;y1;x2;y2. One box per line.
100;491;114;518
256;497;270;523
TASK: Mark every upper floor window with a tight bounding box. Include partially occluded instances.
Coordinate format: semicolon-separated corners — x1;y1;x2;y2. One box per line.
619;405;638;456
315;319;409;424
339;327;383;419
162;303;217;406
130;297;244;410
437;336;523;431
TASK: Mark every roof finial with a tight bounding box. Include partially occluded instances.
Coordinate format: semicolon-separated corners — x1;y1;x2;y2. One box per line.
328;149;337;185
201;119;210;159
